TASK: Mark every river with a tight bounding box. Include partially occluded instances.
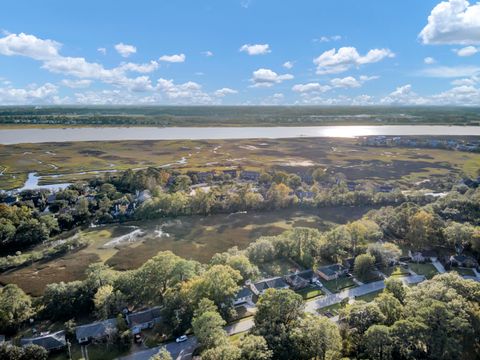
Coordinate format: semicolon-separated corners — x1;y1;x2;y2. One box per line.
1;125;480;144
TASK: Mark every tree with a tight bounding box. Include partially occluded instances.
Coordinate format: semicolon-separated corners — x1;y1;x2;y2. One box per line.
353;253;375;281
443;221;475;249
347;220;382;254
384;277;407;304
266;183;294;209
390;319;428;359
94;285;126;319
290;314;342;360
149;348;172;360
238;335;272;360
192;299;227;350
341;301;386;334
172;175;192;192
254;289;304;359
406;210;442;248
0;284;33;333
202;344;241;360
367;242;401;269
374;293;403;326
364;325;393;360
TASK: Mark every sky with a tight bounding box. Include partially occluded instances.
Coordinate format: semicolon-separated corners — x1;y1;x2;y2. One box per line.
0;0;479;106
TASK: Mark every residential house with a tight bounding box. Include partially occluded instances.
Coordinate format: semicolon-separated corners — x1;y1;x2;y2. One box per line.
20;331;66;351
317;264;348;281
251;277;289;296
1;195;18;205
408;249;438;263
450;254;479;268
285;270;318;290
233;286;254;306
126;307;162;334
75;318;117;344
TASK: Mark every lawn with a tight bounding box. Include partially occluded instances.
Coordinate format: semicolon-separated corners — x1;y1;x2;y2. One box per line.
355;289;383;303
317;301;348;317
409;262;438;279
453;267;476;277
49;342;128;360
384;265;410;277
296;286;324;300
322;276;357;293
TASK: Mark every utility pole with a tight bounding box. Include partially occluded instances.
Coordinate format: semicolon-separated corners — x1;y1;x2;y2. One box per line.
67;340;72;360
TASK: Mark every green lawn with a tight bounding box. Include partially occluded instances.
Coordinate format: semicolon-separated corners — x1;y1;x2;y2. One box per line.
317;301;348;317
322;276;357;293
409;262;438;279
384;265;410;277
297;286;324;300
50;343;129;360
453;267;476;277
355;290;383;303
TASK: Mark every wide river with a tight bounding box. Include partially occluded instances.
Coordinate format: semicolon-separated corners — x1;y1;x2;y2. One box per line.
1;125;480;145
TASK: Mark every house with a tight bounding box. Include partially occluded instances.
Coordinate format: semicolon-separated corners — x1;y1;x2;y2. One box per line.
1;195;18;205
408;249;437;263
20;331;66;351
126;307;162;333
233;286;254;306
317;264;348;281
450;254;479;268
75;318;117;344
46;194;57;204
240;171;260;181
251;277;290;296
285;270;318;290
376;184;394;193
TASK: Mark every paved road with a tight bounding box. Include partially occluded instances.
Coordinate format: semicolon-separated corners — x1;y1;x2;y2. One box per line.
118;275;425;360
432;260;446;274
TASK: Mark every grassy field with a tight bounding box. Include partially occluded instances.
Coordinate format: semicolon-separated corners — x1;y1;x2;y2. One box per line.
355;289;383;302
1;137;479;190
322;276;357;293
408;262;439;279
297;286;324;300
0;207;371;296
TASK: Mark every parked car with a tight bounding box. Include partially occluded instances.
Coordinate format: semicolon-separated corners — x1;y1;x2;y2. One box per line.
176;335;188;343
314;280;323;287
134;333;143;344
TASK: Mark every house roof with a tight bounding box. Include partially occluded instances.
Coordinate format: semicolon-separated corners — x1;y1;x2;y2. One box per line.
318;264;346;277
235;286;254;299
20;331;66;350
253;277;289;292
127;307;162;327
75;318;117;341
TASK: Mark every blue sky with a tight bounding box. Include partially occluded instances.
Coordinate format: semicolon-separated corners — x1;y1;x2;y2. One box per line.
0;0;479;105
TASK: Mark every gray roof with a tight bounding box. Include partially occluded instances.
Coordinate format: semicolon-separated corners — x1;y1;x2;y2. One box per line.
318;264;346;277
235;286;254;300
253;277;289;292
127;307;162;327
75;318;117;341
20;331;66;350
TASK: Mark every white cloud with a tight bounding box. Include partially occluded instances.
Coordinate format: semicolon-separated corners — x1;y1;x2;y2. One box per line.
314;35;342;43
118;61;159;73
381;84;427;105
455;45;478;56
159;53;186;63
114;43;136;58
451;76;478;86
155;78;212;103
419;65;480;77
313;47;394;74
97;47;106;55
424;57;436;64
214;87;238;97
239;44;271;55
292;83;331;93
0;83;58;104
0;32;60;60
330;76;361;88
202;50;214;57
250;68;293;87
420;0;480;45
61;79;92;88
283;61;294;69
261;93;284;105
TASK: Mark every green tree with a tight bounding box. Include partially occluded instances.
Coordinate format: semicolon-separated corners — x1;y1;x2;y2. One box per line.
192;299;227;350
353;253;375;281
374;293;403;326
201;344;241;360
238;335;272;360
384;277;407;304
149;348;172;360
0;284;33;333
364;325;393;360
290;314;342;360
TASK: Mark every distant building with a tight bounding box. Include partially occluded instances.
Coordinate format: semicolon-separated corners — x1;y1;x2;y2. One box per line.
233;286;254;306
75;318;117;344
251;277;289;296
20;331;66;351
126;307;162;334
408;249;437;263
317;264;348;281
285;270;318;290
450;254;479;268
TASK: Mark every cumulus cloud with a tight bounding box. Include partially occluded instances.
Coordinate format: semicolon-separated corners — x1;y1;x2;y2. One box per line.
118;61;159;73
313;47;394;74
314;35;342;43
250;68;293;87
261;93;284;105
60;79;92;88
0;83;59;104
159;53;186;63
330;76;361;88
97;47;107;55
420;0;480;45
202;50;214;57
455;45;478;56
0;32;60;60
239;44;271;55
283;61;294;69
419;65;480;77
114;43;136;58
424;57;436;64
292;83;331;93
214;87;238;97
